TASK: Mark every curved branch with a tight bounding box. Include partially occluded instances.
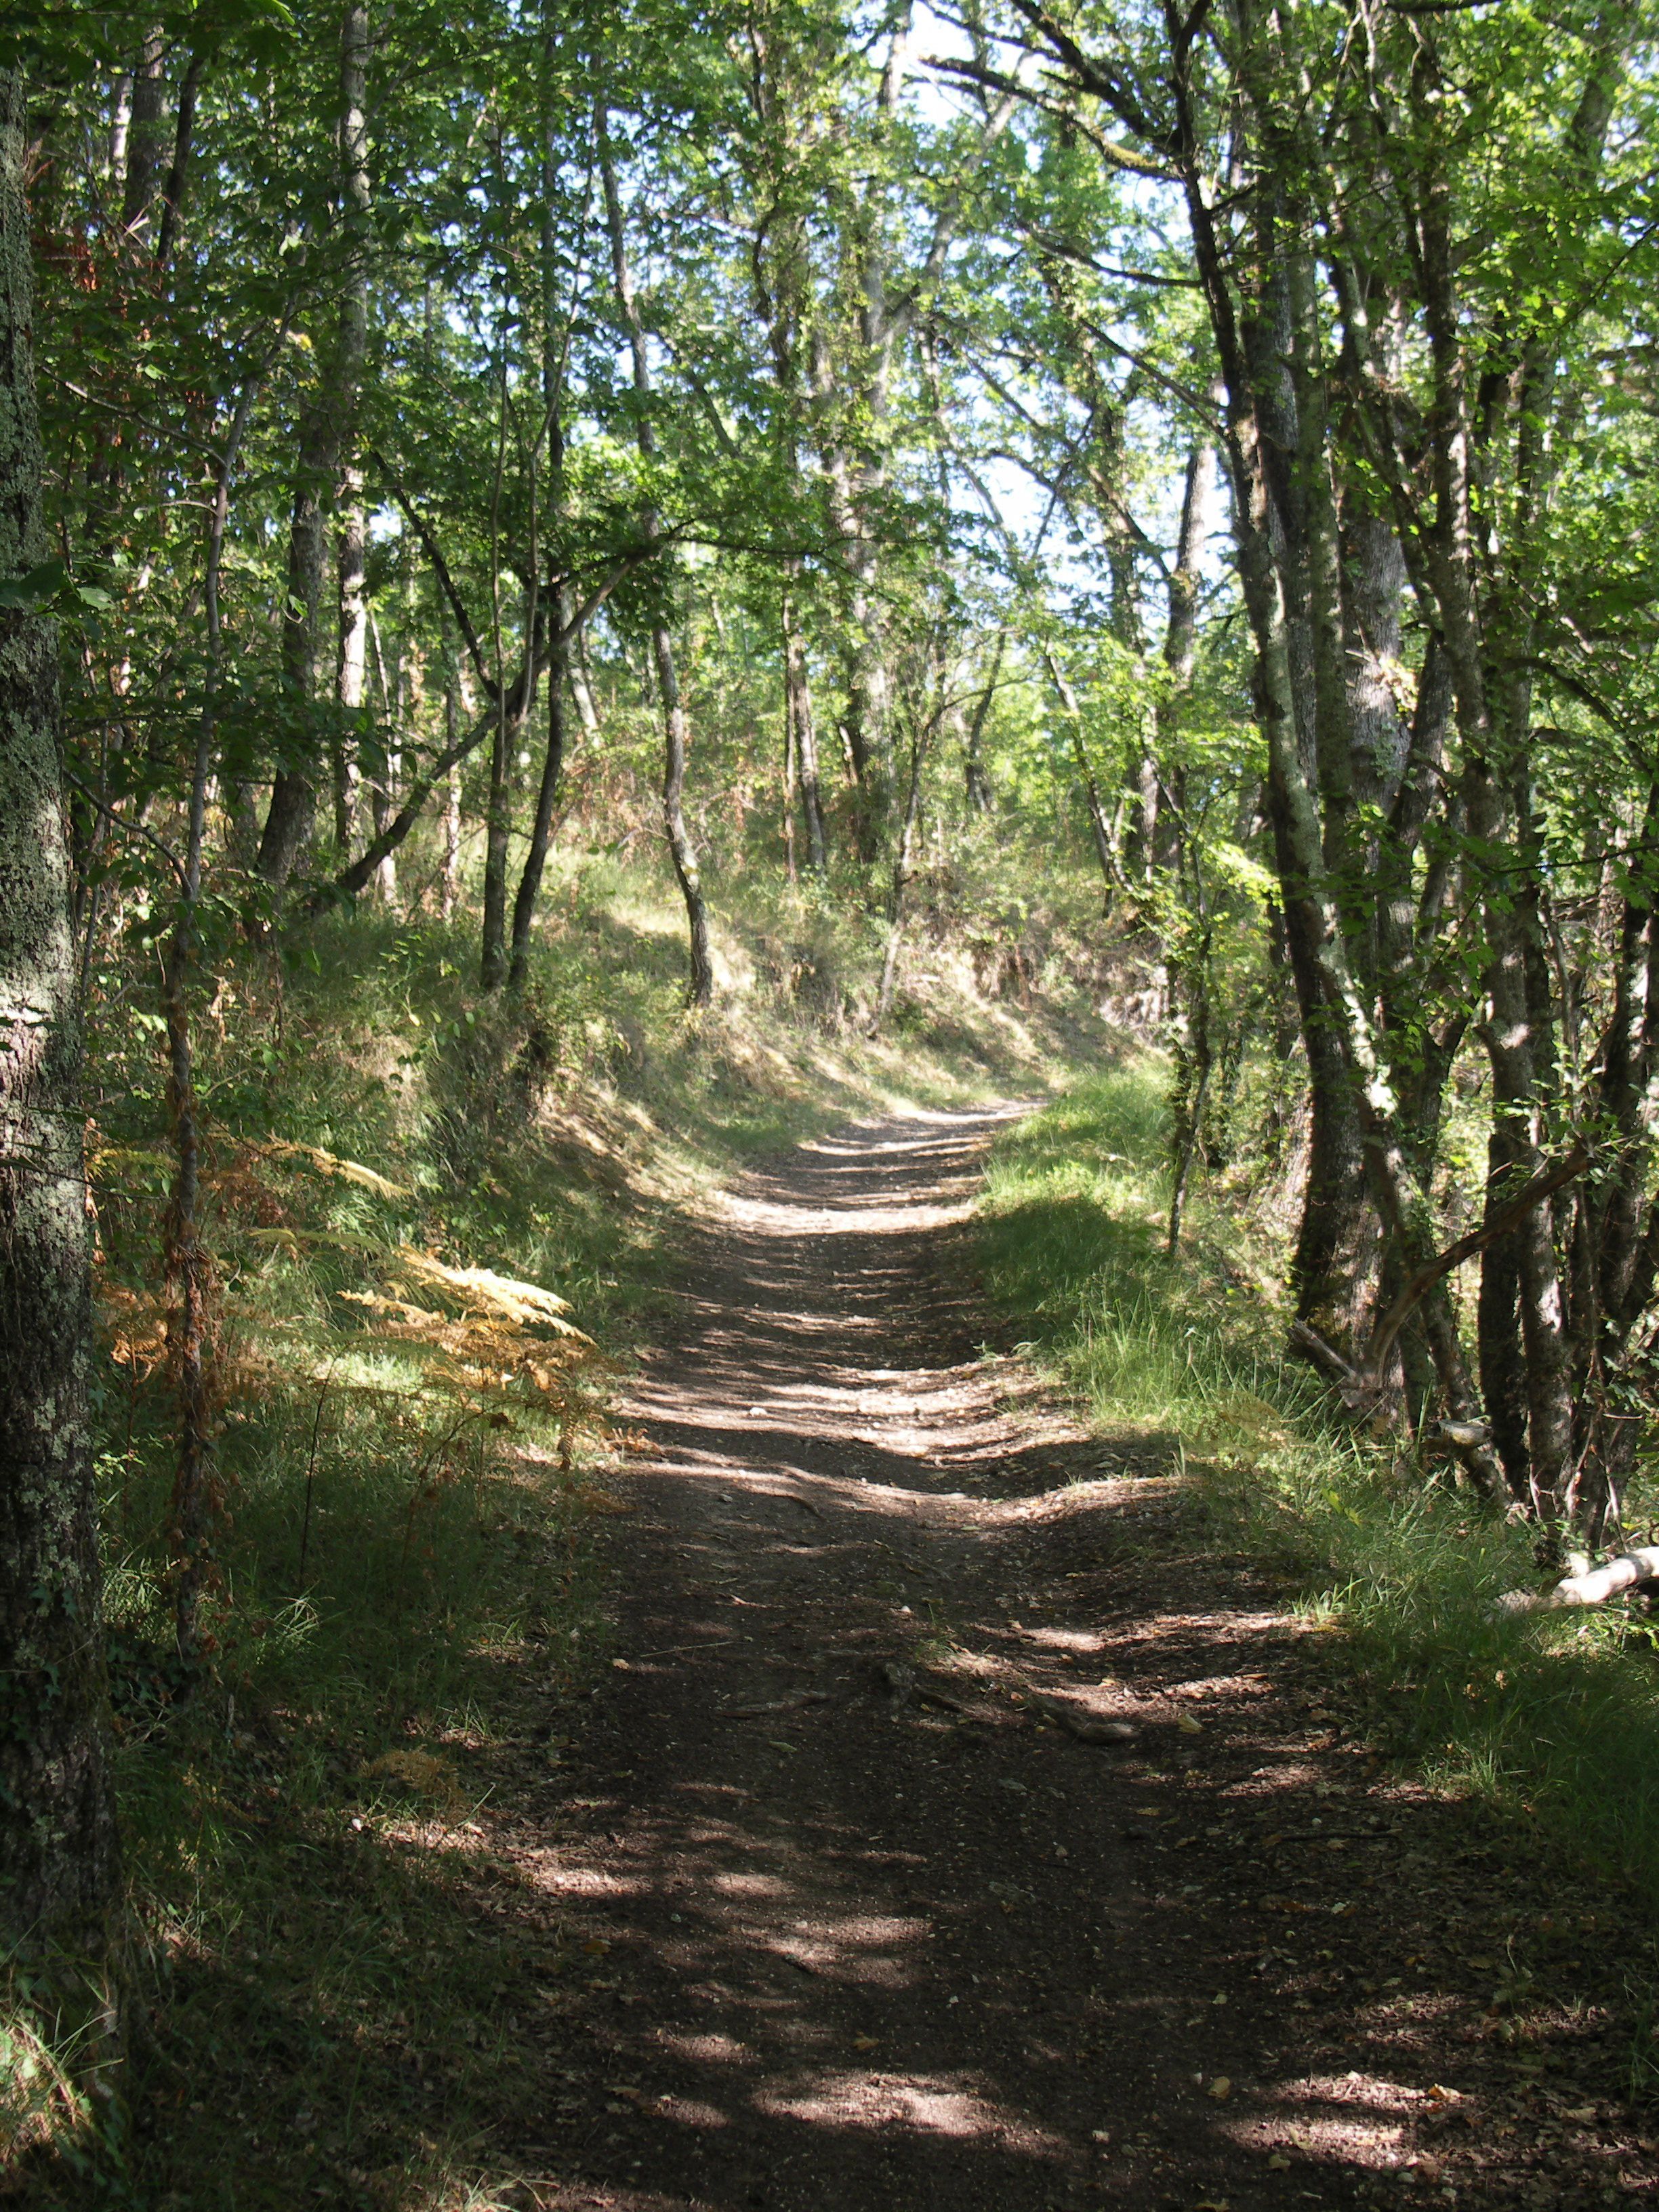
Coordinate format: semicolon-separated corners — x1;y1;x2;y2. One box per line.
1364;1142;1591;1384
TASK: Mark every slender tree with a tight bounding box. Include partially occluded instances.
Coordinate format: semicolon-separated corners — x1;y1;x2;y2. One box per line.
0;56;123;2011
599;110;713;1008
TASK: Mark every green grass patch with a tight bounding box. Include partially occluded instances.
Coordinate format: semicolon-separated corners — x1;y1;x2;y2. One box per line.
979;1057;1659;1920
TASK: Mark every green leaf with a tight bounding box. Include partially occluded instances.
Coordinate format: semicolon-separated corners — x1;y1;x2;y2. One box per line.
0;560;68;613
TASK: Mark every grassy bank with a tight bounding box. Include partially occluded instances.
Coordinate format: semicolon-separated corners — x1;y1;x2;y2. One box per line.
12;856;1107;2205
978;1057;1659;1927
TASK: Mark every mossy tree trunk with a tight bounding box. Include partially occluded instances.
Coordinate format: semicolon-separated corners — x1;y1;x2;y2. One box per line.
0;64;123;1982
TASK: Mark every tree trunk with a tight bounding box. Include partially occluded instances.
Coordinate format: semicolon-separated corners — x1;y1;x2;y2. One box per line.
570;636;600;737
441;672;462;920
781;658;798;883
257;1;370;888
121;25;167;238
600;115;712;1007
1043;651;1120;904
872;714;928;1031
480;699;512;989
108;70;133;199
507;42;573;991
1174;144;1490;1458
782;585;826;874
509;597;568;988
962;633;1002;816
333;478;366;848
0;62;123;1995
1156;438;1213;852
652;623;714;1006
155;48;204;270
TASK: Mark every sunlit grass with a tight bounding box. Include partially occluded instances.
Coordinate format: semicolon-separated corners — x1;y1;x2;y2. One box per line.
980;1058;1659;1917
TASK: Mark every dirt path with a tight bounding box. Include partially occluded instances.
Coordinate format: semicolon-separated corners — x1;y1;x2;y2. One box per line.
497;1108;1658;2212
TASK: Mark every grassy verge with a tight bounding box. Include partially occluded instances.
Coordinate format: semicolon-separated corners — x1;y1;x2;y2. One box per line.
978;1056;1659;1924
29;855;1108;2206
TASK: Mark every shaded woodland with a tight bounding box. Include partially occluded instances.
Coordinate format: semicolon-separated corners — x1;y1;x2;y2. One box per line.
5;0;1659;2194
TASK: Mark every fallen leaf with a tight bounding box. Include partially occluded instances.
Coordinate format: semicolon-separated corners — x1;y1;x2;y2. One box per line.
1268;2154;1291;2170
1176;1713;1204;1735
1563;2105;1598;2123
582;1938;611;1957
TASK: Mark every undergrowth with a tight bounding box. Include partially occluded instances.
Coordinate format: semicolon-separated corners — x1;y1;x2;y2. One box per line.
979;1057;1659;1923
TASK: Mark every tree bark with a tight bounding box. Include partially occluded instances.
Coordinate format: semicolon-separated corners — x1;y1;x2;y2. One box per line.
962;632;1002;816
509;596;568;989
651;623;714;1006
155;48;205;270
782;584;826;874
334;483;366;847
441;666;463;920
872;700;930;1031
121;25;167;237
0;62;123;1992
1166;110;1490;1457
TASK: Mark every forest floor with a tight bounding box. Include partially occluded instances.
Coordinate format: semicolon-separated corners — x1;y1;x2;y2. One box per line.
375;1107;1657;2211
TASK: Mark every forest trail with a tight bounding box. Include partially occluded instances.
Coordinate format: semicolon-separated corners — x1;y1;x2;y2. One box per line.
500;1110;1652;2212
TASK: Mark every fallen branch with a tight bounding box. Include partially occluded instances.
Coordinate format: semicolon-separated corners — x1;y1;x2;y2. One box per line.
716;1689;832;1721
1288;1318;1371;1396
1496;1547;1659;1616
1016;1682;1136;1745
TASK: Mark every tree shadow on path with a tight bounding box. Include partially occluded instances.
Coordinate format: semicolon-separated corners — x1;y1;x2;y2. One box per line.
486;1107;1649;2212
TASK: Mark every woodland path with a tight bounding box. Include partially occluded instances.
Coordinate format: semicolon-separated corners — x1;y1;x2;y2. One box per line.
504;1107;1654;2212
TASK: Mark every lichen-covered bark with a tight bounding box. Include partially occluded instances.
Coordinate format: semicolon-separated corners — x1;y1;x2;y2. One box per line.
0;67;122;1964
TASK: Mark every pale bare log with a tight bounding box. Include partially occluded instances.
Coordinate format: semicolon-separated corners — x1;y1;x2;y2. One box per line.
1496;1547;1659;1615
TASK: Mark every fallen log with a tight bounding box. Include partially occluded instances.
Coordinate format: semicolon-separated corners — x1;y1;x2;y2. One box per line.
1495;1547;1659;1615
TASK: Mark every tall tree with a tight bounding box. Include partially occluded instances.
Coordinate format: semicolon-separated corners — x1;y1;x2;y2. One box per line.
258;0;374;886
0;58;122;2006
599;109;714;1008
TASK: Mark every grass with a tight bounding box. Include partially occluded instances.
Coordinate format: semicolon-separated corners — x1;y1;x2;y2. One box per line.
978;1055;1659;1923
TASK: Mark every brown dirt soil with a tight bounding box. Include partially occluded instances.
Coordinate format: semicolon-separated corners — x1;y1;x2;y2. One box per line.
478;1107;1659;2211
